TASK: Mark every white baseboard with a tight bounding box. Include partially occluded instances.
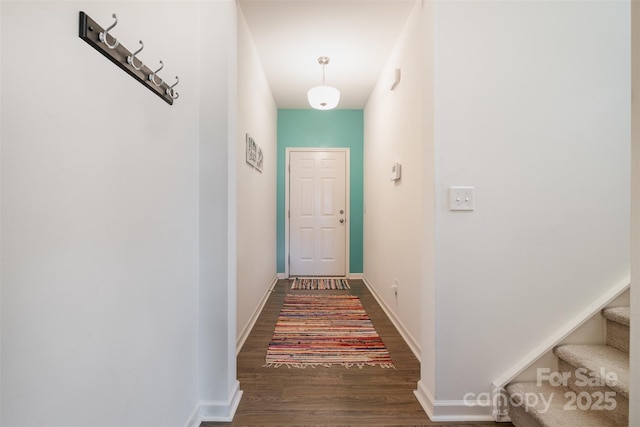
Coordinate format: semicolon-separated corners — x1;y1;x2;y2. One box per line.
183;403;201;427
362;274;420;359
237;275;279;355
276;272;286;279
414;381;494;422
414;381;434;419
199;380;243;422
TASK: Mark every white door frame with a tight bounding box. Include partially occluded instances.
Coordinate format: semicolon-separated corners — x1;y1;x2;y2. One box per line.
285;147;350;279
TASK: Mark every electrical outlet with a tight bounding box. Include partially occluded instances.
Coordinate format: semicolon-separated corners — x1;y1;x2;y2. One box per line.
449;186;474;211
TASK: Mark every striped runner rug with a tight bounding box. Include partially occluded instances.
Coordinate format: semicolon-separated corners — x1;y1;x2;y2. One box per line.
290;278;350;290
264;294;394;369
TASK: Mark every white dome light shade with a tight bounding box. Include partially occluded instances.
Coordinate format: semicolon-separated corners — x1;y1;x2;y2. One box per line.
307;85;340;110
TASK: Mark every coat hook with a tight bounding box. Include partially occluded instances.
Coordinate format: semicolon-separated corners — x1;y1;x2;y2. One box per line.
127;40;144;71
149;60;163;86
98;13;119;49
166;76;179;100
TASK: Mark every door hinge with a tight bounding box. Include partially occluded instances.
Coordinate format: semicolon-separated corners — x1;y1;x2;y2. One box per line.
288;254;290;266
288;209;290;218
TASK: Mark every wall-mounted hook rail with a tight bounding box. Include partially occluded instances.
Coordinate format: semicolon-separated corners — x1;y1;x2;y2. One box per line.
79;11;176;105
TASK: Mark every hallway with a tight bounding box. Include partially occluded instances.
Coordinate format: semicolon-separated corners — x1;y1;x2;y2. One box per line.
0;2;632;425
209;280;511;426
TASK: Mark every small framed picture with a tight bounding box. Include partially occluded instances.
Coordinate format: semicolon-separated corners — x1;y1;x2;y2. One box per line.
246;134;257;167
256;146;264;173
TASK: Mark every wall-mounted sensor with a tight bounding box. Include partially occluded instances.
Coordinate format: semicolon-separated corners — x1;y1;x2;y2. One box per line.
390;68;401;91
390;163;402;181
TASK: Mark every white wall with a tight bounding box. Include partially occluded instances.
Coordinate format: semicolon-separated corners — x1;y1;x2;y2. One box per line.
1;1;238;425
363;0;427;356
364;0;437;411
236;7;277;345
197;0;241;421
432;0;630;413
417;0;437;405
630;1;640;425
367;0;630;421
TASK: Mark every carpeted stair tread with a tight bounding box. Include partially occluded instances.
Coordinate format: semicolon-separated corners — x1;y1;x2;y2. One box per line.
602;307;630;327
506;382;625;427
603;307;630;353
553;344;628;398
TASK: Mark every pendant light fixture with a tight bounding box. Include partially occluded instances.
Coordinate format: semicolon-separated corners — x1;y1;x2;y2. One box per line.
307;56;340;110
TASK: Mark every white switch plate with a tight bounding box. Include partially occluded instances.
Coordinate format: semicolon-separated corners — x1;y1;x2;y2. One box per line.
449;187;474;211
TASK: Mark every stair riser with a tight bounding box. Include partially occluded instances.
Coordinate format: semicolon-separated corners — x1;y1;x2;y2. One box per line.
508;402;543;427
606;320;629;353
557;359;628;426
507;382;626;427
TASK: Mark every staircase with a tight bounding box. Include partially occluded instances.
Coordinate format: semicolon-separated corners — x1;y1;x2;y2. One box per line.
506;307;629;427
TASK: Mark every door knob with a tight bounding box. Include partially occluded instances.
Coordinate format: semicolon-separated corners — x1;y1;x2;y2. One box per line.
339;218;345;223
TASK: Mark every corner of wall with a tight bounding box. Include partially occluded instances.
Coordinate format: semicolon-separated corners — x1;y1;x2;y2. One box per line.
236;3;278;340
631;2;640;425
414;381;494;422
198;0;239;411
183;404;202;427
236;275;279;355
362;275;420;359
190;381;243;425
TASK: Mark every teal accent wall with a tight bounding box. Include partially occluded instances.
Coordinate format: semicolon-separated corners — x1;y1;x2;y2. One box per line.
277;109;364;273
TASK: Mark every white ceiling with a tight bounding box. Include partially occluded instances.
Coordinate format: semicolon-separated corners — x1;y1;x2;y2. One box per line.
238;0;416;109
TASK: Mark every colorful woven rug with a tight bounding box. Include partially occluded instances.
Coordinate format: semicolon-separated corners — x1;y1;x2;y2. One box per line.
264;294;394;369
290;278;350;290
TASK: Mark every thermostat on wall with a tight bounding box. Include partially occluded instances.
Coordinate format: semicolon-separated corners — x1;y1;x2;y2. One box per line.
390;163;401;181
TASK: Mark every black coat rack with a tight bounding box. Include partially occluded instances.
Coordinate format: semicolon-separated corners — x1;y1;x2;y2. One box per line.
79;12;179;105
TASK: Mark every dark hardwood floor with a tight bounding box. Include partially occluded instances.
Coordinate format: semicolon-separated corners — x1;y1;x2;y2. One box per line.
205;279;512;426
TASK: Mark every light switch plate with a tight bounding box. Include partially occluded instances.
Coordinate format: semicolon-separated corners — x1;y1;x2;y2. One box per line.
449;187;474;211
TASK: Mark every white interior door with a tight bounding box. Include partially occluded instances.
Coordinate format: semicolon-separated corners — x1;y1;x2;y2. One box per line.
289;150;347;277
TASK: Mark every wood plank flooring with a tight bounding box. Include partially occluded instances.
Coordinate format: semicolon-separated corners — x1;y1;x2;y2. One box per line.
205;279;512;426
